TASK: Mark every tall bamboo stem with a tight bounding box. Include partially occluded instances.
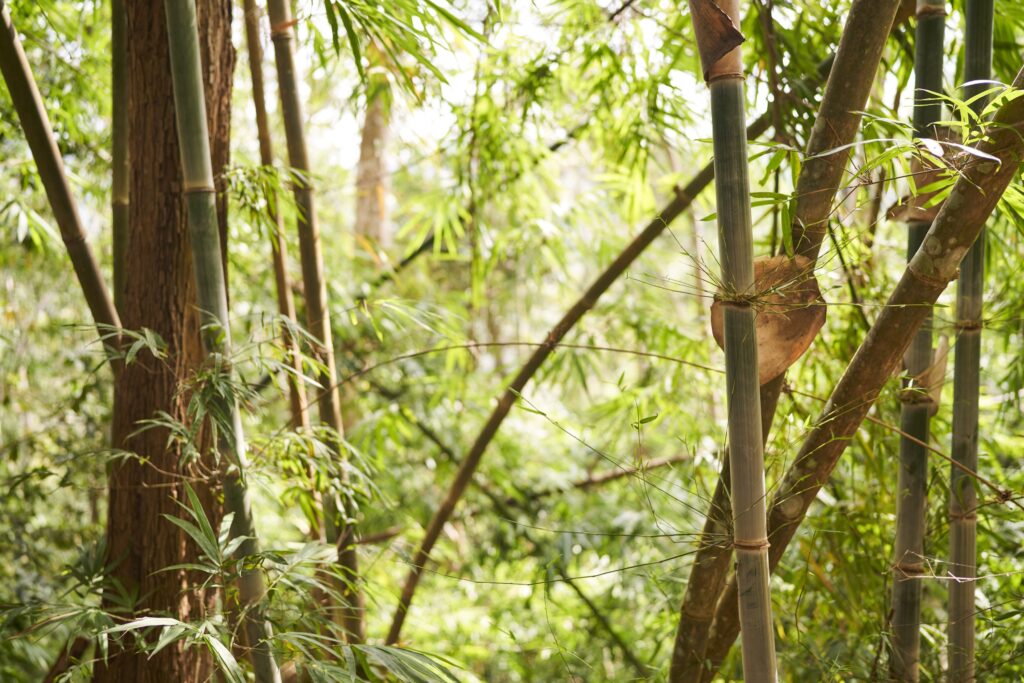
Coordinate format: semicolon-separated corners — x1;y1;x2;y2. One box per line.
891;4;945;679
671;380;782;681
0;1;120;349
264;0;364;642
948;2;992;680
163;3;281;681
241;0;310;435
693;2;776;679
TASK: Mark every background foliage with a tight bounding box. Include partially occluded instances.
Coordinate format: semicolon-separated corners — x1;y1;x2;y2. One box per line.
2;0;1024;680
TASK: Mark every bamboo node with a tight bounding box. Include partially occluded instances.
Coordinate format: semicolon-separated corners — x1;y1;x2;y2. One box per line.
915;3;947;18
897;386;934;406
707;71;743;84
183;184;216;195
954;319;983;331
892;561;926;577
906;262;950;289
672;185;694;204
949;510;977;521
270;19;298;38
732;538;769;551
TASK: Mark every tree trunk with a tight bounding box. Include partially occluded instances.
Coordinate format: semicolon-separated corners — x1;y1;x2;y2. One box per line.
355;75;391;249
111;0;128;313
93;2;234;681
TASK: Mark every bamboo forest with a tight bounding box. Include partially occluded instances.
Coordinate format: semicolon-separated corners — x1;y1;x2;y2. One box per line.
4;0;1024;680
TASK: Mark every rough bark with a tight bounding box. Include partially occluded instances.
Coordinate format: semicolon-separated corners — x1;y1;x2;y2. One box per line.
698;66;1024;680
93;2;234;681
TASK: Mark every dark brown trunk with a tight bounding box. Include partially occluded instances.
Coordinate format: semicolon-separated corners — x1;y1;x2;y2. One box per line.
93;2;234;682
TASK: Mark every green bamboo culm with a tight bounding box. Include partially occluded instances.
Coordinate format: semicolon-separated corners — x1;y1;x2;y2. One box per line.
241;0;310;437
162;2;281;682
948;1;993;680
891;2;946;680
265;0;365;642
0;1;121;351
111;0;128;313
689;1;776;680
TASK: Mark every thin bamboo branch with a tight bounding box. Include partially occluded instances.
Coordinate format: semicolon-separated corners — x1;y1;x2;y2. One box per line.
163;2;281;681
264;0;363;642
0;1;121;352
949;2;993;680
698;65;1024;680
383;44;839;648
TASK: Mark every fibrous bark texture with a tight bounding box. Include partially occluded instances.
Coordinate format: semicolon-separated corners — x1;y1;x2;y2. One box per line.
93;2;234;681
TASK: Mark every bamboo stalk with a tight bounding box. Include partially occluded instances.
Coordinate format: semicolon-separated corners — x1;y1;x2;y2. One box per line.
383;48;840;647
241;0;310;435
891;4;945;678
693;2;777;678
112;0;128;313
162;3;281;681
670;2;904;677
0;1;120;349
264;0;364;642
671;379;782;681
948;2;992;680
696;65;1024;681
